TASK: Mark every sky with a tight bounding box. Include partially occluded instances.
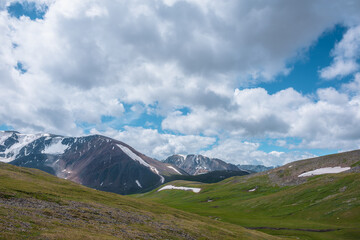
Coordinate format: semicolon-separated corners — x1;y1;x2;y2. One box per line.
1;0;360;166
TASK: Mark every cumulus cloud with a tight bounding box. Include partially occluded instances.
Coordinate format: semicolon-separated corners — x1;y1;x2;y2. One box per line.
90;126;216;160
162;87;302;136
320;25;360;79
2;1;360;122
201;138;316;166
1;0;360;165
320;60;358;80
162;83;360;150
342;73;360;93
90;126;316;166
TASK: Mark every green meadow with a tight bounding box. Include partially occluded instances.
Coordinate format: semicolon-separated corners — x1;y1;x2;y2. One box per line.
137;173;360;240
1;160;359;239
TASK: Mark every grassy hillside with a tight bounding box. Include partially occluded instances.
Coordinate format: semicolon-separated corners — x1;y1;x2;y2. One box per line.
137;153;360;240
254;149;360;186
0;162;280;240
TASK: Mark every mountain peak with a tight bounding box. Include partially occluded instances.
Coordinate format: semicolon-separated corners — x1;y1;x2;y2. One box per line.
164;154;239;175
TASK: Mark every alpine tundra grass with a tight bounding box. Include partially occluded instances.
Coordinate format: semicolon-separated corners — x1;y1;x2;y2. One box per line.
0;162;281;240
137;173;360;240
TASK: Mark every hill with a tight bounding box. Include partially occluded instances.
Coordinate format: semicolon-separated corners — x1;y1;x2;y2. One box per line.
0;162;280;239
137;150;360;240
252;149;360;186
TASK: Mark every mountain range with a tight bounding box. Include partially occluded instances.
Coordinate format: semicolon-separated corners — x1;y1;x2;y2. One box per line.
1;131;252;194
163;154;240;175
0;131;185;194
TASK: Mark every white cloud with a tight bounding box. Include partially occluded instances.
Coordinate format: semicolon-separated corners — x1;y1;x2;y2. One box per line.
92;126;317;166
320;25;360;79
1;0;360;165
2;0;360;130
342;73;360;93
162;87;305;136
320;60;358;79
162;83;360;150
201;138;316;166
90;126;216;160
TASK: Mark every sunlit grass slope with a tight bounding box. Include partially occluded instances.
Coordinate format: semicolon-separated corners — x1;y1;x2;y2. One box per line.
137;172;360;240
0;162;281;240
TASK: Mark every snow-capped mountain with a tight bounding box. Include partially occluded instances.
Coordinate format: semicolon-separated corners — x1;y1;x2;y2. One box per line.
0;131;183;194
163;154;240;175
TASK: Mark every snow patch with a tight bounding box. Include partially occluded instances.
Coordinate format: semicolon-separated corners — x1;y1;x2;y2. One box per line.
155;171;165;183
0;157;9;162
157;185;201;193
117;144;150;167
1;133;44;162
248;188;256;192
43;138;68;154
298;167;351;177
151;166;160;175
167;165;182;175
117;144;164;183
0;131;13;145
135;180;142;188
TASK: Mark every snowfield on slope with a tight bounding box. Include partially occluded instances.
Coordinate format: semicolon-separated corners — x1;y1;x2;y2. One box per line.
117;144;164;183
298;166;351;177
117;144;150;167
157;185;201;193
0;133;44;162
43;138;68;154
135;180;142;188
167;165;182;175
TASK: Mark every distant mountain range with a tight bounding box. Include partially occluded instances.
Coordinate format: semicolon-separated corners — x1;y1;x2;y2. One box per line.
0;131;184;194
163;154;240;175
0;130;274;194
163;154;274;175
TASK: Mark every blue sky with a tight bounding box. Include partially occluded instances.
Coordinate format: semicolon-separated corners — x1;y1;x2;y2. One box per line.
1;0;360;165
7;1;46;20
259;26;348;95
